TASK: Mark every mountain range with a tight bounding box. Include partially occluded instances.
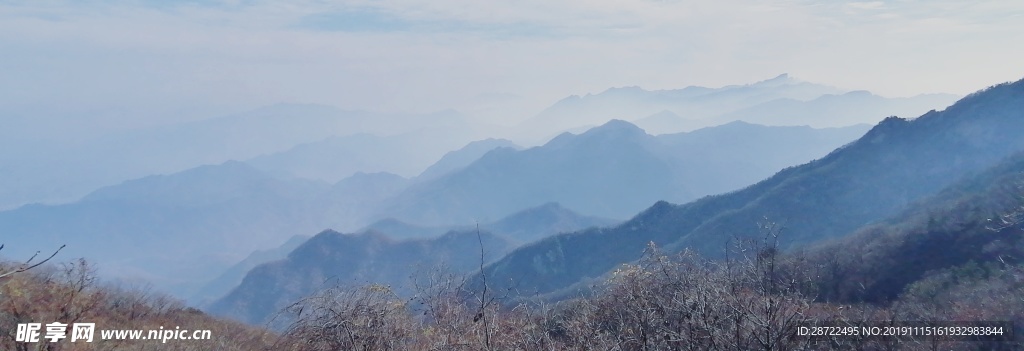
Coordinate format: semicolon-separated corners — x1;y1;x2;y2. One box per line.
193;201;613;307
800;148;1024;304
414;138;521;182
0;74;954;212
0;161;330;295
0;105;491;210
470;78;1024;301
189;234;312;307
245;109;494;182
0;74;978;330
712;90;960;128
359;202;617;244
0;119;869;298
375;121;870;225
207;229;517;326
516;74;957;138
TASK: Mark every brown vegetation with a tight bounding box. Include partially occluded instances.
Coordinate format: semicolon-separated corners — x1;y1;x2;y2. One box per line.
1;257;274;351
5;193;1023;351
3;224;1021;351
274;224;1024;351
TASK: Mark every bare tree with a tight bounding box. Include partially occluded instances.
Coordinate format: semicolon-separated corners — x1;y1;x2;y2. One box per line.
0;244;65;281
278;284;415;351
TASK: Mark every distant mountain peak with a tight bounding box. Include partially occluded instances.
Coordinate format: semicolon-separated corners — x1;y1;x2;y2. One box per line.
556;94;583;103
751;73;798;87
584;119;647;137
600;86;647;95
542;119;648;148
544;120;646;148
845;90;874;96
702;120;765;131
81;160;273;204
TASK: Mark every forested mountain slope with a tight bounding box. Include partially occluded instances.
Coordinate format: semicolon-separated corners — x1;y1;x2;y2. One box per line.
208;230;516;325
476;78;1024;300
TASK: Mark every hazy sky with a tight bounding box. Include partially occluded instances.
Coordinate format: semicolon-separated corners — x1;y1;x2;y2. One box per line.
2;0;1023;128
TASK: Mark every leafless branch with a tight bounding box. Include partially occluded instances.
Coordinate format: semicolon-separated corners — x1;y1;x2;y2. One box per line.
0;244;65;280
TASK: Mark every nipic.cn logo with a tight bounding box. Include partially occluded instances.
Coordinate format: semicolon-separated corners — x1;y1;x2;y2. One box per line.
16;322;96;343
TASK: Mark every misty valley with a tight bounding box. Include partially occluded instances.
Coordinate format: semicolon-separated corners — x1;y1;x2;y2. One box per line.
3;73;1024;351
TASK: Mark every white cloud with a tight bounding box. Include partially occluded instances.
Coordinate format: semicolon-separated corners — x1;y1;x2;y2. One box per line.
1;0;1023;129
844;1;887;12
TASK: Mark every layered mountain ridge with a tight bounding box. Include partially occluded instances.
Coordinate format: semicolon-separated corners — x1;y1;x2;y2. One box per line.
376;121;869;225
517;73;956;138
207;229;517;326
472;78;1024;301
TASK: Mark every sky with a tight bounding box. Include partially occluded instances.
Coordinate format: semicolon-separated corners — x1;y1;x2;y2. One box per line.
2;0;1024;130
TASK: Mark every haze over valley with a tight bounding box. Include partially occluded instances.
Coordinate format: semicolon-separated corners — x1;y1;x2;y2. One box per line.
3;1;1024;349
